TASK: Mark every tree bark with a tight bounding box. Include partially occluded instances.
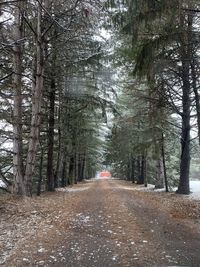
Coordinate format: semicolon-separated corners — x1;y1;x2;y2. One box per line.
127;158;131;181
78;153;82;182
81;153;86;181
177;12;192;195
155;154;164;189
191;59;200;146
136;156;141;184
143;156;147;187
161;133;169;193
68;156;74;185
74;151;78;184
37;144;44;196
131;157;135;183
177;70;191;194
24;1;44;196
137;156;145;184
12;1;25;195
47;78;56;191
55;104;61;188
61;155;67;187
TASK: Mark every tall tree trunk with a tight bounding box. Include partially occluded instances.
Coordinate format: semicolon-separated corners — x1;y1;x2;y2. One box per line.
74;151;78;184
78;153;82;182
137;155;145;185
136;156;141;184
127;158;131;181
61;155;67;187
12;2;25;195
131;157;135;183
81;153;86;181
143;156;147;187
37;144;44;196
191;60;200;146
68;156;74;185
47;78;55;191
177;70;191;194
24;2;44;196
161;133;169;193
127;155;133;181
177;13;192;195
55;103;61;188
155;153;164;189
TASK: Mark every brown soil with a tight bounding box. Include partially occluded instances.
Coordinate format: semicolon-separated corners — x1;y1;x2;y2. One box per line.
0;179;200;267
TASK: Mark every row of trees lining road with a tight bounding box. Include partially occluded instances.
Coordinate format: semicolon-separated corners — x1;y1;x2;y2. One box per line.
105;0;200;194
1;0;200;196
0;0;116;196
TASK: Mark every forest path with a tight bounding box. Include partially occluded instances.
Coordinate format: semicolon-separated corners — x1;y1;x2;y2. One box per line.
1;179;200;267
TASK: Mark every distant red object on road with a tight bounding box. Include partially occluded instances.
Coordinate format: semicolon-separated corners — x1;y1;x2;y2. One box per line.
99;170;111;178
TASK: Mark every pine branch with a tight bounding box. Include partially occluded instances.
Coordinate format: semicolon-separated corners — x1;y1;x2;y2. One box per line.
0;72;13;82
0;170;12;186
182;8;200;13
0;0;26;5
0;186;11;193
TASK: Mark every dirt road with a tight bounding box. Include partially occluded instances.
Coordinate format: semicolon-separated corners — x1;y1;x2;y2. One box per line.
1;179;200;266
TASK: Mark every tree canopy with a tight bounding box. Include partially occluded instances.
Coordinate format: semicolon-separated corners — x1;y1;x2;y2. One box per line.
0;0;200;196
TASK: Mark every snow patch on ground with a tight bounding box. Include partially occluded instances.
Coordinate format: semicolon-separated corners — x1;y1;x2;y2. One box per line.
118;184;155;191
118;180;200;200
172;181;200;200
149;181;200;200
190;180;200;192
56;187;90;193
189;180;200;200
